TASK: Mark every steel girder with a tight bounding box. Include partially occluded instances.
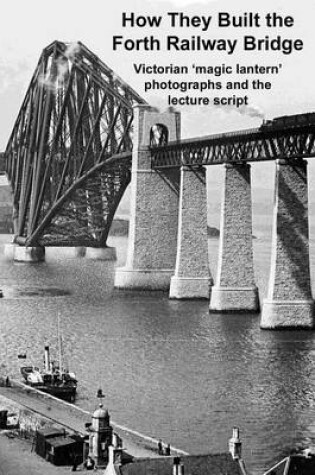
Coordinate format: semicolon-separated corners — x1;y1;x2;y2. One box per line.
151;124;315;169
5;41;146;247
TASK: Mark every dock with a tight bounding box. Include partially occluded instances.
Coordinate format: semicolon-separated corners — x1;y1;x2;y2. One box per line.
0;378;188;461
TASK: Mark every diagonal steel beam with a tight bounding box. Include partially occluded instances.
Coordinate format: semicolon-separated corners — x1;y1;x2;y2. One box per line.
26;152;131;245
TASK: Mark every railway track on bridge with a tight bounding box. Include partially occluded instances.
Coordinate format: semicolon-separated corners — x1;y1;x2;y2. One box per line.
151;115;315;168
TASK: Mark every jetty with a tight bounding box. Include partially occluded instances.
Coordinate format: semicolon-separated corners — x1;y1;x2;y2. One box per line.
0;378;250;475
0;378;184;459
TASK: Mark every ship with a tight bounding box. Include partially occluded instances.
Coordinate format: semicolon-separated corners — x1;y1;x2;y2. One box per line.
21;345;77;402
20;322;77;402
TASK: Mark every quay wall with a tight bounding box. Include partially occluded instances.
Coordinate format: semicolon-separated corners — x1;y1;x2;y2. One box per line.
0;377;188;457
0;392;65;437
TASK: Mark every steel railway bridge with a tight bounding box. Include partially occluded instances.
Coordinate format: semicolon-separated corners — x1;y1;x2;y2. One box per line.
151;117;315;168
5;41;315;249
5;41;145;248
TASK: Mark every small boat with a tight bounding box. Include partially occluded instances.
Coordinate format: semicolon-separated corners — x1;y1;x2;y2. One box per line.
20;345;77;402
21;314;77;402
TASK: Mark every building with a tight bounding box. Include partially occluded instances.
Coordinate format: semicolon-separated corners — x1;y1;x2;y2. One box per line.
263;451;315;475
104;451;247;475
103;428;248;475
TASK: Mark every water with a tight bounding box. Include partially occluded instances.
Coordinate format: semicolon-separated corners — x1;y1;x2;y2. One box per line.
1;234;315;474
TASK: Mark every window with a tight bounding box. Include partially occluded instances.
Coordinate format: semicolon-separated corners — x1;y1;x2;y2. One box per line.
150;124;168;147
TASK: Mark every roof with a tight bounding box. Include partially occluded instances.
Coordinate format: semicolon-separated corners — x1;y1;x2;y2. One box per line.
36;427;66;439
264;458;288;475
287;454;315;475
264;454;315;475
105;462;121;475
46;436;77;448
93;406;108;418
118;453;244;475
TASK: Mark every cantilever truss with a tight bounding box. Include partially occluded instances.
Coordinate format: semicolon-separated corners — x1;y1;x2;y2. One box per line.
5;41;146;247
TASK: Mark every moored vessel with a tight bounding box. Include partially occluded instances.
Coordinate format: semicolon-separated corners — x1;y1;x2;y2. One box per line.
20;345;77;402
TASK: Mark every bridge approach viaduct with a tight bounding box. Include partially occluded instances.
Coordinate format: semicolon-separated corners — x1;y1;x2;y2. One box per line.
114;105;315;330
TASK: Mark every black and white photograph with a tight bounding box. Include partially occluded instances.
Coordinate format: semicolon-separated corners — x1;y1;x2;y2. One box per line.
0;0;314;474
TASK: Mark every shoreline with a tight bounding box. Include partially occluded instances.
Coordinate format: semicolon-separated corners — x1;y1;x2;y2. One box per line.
0;376;188;467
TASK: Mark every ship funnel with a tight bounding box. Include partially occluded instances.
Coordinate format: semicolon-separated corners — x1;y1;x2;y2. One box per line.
229;427;242;460
44;346;50;372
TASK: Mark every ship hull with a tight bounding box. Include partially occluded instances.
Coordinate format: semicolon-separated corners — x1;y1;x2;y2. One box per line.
25;381;76;402
21;365;77;402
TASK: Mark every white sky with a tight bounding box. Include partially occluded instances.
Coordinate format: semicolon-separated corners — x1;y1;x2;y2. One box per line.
0;0;314;162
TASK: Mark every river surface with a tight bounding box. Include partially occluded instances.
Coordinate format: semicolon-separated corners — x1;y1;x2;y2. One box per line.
1;232;315;474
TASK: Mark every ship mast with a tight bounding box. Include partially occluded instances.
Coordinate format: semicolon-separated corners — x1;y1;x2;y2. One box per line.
57;312;63;376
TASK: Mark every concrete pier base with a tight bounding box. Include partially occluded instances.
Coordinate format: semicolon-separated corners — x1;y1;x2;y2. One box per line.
73;246;86;258
170;277;211;299
210;286;259;313
114;269;173;291
4;244;45;263
85;247;117;261
115;105;180;291
209;163;259;313
4;243;17;260
261;159;314;329
261;300;314;329
170;166;212;299
73;246;116;260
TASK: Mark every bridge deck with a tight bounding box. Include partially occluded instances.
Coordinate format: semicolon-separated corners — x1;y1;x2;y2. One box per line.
151;123;315;168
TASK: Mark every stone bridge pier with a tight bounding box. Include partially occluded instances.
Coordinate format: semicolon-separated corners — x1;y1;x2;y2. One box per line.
261;159;314;328
209;163;260;312
114;105;180;290
115;105;212;295
169;165;212;299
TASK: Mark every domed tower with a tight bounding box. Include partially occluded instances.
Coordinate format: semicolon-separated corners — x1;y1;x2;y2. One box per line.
89;404;113;467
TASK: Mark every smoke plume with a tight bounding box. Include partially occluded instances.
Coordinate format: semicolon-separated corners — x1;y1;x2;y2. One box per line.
63;42;80;60
38;42;81;92
237;105;265;119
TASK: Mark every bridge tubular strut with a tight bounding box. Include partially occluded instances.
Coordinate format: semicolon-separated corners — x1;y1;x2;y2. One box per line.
209;163;259;313
261;159;315;328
